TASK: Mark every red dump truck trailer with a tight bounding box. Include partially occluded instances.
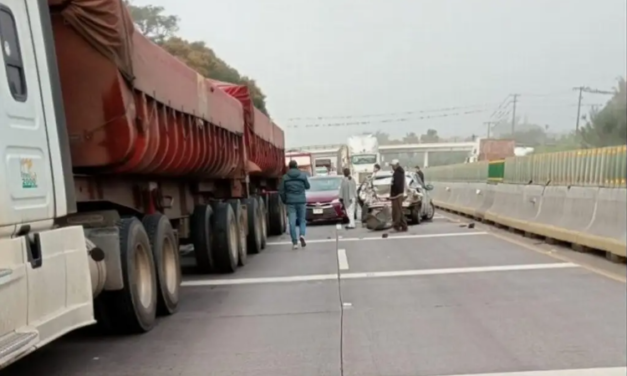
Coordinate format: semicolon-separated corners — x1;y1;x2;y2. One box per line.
0;1;287;364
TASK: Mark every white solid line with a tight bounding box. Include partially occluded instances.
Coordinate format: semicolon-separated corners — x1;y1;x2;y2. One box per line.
266;231;488;246
340;262;578;280
441;367;627;376
182;262;578;287
183;274;337;286
337;248;349;270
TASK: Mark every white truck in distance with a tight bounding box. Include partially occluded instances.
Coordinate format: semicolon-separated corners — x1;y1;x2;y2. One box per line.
347;134;380;182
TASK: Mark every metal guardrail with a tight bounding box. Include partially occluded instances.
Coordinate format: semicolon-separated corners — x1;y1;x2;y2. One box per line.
426;145;627;187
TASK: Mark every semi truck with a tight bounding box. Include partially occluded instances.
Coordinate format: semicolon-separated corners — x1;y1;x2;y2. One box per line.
0;0;286;368
285;151;313;175
466;138;516;162
348;134;380;182
296;144;349;175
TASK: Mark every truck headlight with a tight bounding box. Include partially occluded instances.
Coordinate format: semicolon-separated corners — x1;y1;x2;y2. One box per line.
332;198;340;204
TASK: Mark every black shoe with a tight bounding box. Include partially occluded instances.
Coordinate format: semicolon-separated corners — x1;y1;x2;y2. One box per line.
299;236;307;247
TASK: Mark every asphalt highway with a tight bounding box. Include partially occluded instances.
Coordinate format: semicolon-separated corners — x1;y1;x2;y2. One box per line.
3;214;626;376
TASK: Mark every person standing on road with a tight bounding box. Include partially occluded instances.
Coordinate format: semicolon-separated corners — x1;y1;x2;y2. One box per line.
339;167;358;229
279;160;310;249
373;163;381;177
390;159;408;232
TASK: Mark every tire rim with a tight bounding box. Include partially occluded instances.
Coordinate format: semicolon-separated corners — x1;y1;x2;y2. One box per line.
134;242;153;309
229;217;238;261
162;236;179;296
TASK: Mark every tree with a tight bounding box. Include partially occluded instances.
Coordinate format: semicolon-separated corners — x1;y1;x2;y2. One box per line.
420;129;440;143
125;2;179;44
124;1;269;114
402;132;420;143
579;77;627;148
373;131;392;145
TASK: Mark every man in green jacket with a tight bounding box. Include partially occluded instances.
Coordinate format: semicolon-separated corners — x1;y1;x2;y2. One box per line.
279;160;311;249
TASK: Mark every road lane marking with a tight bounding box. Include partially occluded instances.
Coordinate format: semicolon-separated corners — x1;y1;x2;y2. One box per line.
182;262;578;286
441;367;627;376
339;262;578;280
266;231;488;246
337;248;349;270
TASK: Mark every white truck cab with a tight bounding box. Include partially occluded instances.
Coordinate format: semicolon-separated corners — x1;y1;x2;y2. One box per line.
0;0;93;368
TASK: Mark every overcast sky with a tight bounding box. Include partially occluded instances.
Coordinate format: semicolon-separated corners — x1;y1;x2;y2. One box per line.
134;0;626;147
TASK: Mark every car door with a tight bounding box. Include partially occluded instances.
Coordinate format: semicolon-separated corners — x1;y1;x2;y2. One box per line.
0;0;68;342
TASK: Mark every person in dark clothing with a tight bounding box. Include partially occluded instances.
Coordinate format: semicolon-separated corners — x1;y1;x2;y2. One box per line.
415;166;425;186
390;159;408;232
279;160;311;249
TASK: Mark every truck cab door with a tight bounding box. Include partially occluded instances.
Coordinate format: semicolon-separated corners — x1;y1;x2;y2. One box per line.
0;0;92;359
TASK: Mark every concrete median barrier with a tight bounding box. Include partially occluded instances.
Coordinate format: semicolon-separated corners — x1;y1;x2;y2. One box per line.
430;181;626;259
576;188;627;257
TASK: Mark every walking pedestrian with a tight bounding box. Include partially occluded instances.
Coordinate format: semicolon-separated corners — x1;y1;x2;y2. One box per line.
390;159;408;232
279;160;310;249
339;167;357;229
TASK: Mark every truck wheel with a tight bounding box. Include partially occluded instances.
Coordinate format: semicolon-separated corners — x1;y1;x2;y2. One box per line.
101;218;157;333
142;214;181;316
257;196;268;249
423;201;435;221
246;197;263;254
227;199;248;266
268;192;284;236
211;202;239;273
191;205;215;274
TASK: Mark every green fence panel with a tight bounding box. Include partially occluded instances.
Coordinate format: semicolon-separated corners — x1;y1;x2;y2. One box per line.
428;145;626;187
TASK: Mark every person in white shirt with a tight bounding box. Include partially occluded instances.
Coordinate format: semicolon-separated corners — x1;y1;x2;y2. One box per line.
372;163;381;177
339;167;358;229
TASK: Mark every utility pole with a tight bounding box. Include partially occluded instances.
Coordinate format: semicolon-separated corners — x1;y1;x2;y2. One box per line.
483;121;495;138
510;94;519;136
574;86;584;133
573;86;615;132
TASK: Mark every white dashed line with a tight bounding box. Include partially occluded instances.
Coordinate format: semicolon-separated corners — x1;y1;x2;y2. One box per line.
337;248;349;270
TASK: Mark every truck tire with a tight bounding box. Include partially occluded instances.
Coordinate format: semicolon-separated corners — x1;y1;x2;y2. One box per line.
211;202;239;273
143;214;181;316
190;205;215;274
101;218;157;333
227;199;248;267
268;192;284;236
246;197;263;254
257;196;268;249
422;201;435;221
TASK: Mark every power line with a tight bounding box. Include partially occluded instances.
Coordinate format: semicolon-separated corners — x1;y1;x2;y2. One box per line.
282;103;498;122
488;94;511;119
285;108;487;128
